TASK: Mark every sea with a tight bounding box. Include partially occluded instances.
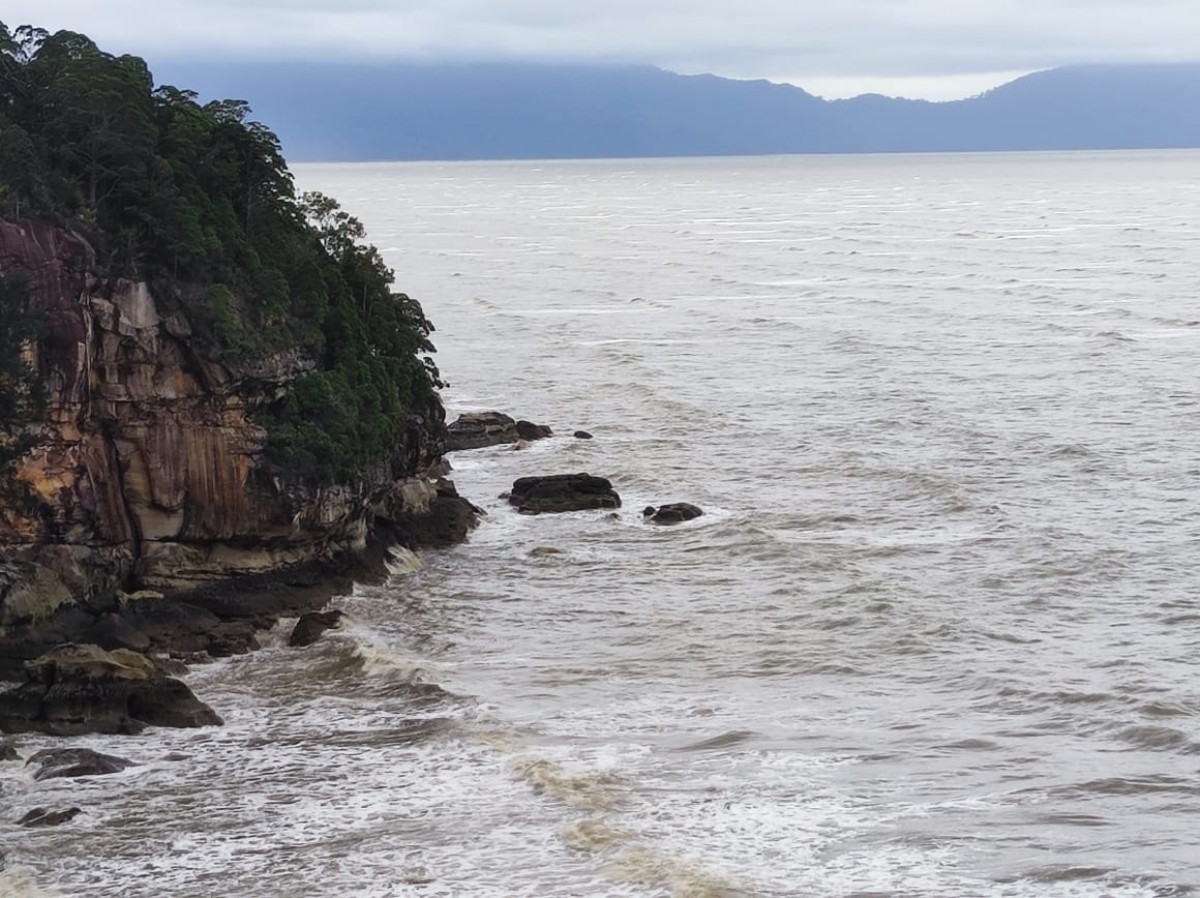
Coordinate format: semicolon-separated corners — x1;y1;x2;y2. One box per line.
4;150;1200;898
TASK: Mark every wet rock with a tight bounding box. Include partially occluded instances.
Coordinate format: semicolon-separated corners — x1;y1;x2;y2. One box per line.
0;738;18;761
446;411;553;450
643;503;704;525
207;620;259;657
27;747;135;780
80;612;153;653
119;597;224;655
515;420;553;441
18;806;83;827
375;478;482;551
446;411;520;450
508;474;621;514
573;430;594;440
289;610;345;647
0;644;223;736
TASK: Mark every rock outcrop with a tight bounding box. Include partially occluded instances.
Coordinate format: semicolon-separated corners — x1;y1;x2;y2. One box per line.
446;411;552;451
0;220;479;676
643;503;705;524
18;806;83;827
0;643;222;735
508;474;621;514
289;610;344;647
26;747;134;780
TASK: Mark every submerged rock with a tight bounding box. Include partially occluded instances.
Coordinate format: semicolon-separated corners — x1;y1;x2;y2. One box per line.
289;610;345;647
0;643;223;736
18;806;83;827
573;430;594;440
643;503;704;525
508;474;621;514
27;747;135;780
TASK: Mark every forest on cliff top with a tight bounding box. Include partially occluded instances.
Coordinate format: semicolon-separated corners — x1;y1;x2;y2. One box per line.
0;23;443;483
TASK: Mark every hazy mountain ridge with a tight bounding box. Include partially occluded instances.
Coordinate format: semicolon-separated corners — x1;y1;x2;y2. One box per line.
150;60;1200;161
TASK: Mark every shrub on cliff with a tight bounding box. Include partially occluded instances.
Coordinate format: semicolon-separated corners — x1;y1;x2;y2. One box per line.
0;22;443;485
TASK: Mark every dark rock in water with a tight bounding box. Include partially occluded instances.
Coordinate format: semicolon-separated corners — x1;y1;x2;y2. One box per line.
80;612;152;653
207;620;259;657
0;738;17;761
18;806;83;827
27;747;135;780
508;474;621;514
446;411;553;450
643;503;705;525
573;430;594;440
515;419;553;441
119;597;224;655
446;411;520;450
289;610;345;647
379;479;482;549
0;643;223;736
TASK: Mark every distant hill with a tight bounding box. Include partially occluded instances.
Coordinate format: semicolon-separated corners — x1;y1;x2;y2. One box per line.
149;60;1200;161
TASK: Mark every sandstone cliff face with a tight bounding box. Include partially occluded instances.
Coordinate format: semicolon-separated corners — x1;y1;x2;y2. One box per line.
0;220;458;628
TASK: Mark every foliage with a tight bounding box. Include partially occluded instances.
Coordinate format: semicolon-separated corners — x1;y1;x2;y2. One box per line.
0;21;444;484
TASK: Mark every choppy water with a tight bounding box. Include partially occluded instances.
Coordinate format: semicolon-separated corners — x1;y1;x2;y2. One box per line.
5;151;1200;897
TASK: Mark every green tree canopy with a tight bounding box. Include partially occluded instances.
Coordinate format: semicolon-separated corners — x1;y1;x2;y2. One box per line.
0;21;443;485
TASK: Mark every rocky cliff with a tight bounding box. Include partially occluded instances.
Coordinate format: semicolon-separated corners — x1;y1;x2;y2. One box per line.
0;219;474;670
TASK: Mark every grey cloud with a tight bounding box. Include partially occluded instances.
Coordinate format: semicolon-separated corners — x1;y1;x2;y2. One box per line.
4;0;1198;82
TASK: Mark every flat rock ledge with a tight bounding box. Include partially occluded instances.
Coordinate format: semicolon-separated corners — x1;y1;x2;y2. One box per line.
643;503;705;525
0;644;223;736
508;474;622;515
446;412;553;451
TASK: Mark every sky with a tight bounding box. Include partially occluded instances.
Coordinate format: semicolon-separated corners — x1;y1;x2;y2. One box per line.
4;0;1199;100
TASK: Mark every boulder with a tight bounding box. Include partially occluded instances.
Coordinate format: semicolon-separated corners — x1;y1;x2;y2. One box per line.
573;430;593;440
27;747;135;780
0;644;223;736
446;412;553;450
0;738;17;761
446;411;520;450
515;420;553;441
508;474;621;515
18;806;83;827
289;610;345;647
643;503;704;525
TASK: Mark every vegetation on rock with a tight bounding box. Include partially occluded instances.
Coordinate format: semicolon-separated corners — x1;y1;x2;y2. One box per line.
0;22;443;484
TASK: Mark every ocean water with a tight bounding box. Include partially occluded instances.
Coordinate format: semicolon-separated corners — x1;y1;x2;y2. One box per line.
5;150;1200;897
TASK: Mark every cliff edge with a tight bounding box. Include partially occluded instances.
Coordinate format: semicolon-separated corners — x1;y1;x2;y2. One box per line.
0;219;475;675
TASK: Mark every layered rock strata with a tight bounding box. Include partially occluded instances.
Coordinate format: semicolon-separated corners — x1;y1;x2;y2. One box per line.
0;220;477;678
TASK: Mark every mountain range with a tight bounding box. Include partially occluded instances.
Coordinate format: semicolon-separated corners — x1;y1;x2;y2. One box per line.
149;60;1200;161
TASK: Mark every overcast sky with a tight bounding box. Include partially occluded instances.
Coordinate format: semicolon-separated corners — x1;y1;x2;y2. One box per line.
4;0;1199;99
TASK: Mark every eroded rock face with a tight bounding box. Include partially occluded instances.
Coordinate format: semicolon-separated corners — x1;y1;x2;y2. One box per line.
508;474;621;514
0;644;222;735
0;220;476;668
